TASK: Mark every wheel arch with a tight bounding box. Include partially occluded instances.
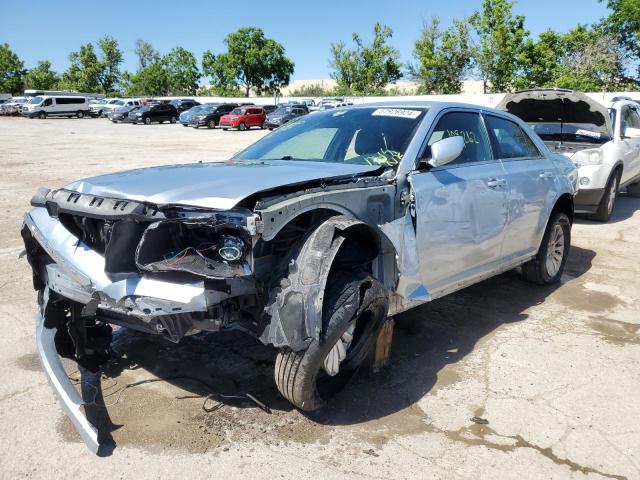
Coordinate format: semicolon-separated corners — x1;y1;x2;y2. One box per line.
552;192;575;225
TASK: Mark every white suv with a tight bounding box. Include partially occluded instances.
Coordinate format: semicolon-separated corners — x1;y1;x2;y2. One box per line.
499;89;640;221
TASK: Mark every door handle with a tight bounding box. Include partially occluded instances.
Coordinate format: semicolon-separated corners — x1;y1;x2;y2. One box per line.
539;171;553;179
487;178;506;188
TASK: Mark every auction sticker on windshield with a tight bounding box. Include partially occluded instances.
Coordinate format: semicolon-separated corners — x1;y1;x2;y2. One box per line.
372;108;422;119
575;129;602;139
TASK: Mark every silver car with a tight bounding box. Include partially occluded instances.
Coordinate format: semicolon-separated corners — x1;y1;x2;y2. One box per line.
21;101;577;453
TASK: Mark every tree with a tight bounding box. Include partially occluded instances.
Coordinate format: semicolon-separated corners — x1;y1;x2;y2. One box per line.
61;43;102;92
163;46;200;95
408;16;472;94
0;43;25;94
514;30;565;90
600;0;640;79
97;36;123;93
330;23;402;95
135;39;160;69
203;27;294;96
122;61;170;96
23;60;59;90
470;0;528;93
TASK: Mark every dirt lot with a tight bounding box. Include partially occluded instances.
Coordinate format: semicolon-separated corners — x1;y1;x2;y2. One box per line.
1;116;639;479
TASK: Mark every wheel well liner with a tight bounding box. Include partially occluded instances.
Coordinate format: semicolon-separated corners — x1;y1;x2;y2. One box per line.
552;193;575;224
260;215;390;351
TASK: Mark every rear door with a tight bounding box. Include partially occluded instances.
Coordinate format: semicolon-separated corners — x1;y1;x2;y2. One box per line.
483;114;556;260
410;110;509;295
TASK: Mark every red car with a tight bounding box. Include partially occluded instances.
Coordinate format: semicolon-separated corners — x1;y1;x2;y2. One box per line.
219;106;266;131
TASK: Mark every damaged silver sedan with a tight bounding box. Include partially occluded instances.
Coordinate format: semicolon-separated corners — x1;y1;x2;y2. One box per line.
21;102;578;452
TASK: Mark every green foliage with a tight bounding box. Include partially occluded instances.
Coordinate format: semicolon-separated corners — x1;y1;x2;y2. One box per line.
23;60;60;90
134;39;160;69
164;46;200;95
203;27;294;96
97;36;123;94
470;0;528;93
122;61;170;96
330;23;402;95
0;43;25;94
408;16;472;94
601;0;640;62
60;37;124;94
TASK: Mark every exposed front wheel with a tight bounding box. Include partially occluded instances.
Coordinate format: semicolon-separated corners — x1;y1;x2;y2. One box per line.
38;111;46;119
521;212;571;285
238;122;247;131
170;116;176;124
144;117;151;125
587;171;620;222
274;271;388;411
208;119;216;129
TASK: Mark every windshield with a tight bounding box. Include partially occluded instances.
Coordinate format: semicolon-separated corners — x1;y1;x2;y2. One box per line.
272;106;291;115
138;105;150;112
528;122;611;144
230;108;247;115
235;107;427;167
28;96;43;105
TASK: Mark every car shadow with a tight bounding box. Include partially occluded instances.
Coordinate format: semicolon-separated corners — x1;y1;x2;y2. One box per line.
574;193;640;225
93;245;595;448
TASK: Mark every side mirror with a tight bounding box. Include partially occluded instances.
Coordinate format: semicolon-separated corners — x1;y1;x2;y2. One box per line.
623;127;640;139
421;136;466;168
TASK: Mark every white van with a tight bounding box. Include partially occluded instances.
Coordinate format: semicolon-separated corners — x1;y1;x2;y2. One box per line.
22;95;90;119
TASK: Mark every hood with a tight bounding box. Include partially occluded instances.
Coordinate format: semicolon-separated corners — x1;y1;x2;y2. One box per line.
64;160;381;210
497;89;612;133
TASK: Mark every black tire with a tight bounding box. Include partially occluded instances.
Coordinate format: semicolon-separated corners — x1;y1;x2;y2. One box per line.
222;127;228;131
274;270;389;411
238;122;247;131
144;117;151;125
182;124;189;127
260;122;265;129
626;181;640;197
38;111;46;119
208;119;216;129
170;116;176;124
522;212;571;285
76;110;84;119
587;170;620;222
269;127;274;131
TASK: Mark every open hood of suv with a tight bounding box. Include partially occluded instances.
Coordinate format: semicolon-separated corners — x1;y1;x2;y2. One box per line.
497;89;612;132
64;160;380;210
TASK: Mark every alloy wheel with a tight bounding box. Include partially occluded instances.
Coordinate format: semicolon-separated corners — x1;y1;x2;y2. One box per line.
545;223;565;277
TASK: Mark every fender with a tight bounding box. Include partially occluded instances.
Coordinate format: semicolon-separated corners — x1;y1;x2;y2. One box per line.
261;216;383;351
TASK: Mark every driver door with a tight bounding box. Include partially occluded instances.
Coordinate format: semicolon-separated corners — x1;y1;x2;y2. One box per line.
409;110;509;296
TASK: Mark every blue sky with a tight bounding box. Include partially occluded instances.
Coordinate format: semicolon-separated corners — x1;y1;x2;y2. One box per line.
1;0;610;80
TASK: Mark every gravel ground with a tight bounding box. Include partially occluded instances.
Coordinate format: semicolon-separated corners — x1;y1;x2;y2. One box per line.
0;116;639;480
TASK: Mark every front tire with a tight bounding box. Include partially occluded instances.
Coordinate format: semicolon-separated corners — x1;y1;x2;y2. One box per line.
587;170;620;222
144;117;151;125
238;122;247;131
208;119;216;129
170;116;176;124
38;111;46;119
521;212;571;285
274;270;388;411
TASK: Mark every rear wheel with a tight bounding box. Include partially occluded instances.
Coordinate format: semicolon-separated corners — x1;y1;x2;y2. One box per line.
522;212;571;285
587;170;620;222
238;122;247;131
144;117;151;125
274;270;388;411
76;110;84;119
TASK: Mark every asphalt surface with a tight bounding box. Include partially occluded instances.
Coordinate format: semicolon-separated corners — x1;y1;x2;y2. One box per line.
1;116;639;479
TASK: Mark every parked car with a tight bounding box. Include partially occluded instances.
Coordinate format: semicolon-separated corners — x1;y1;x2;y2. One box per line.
99;98;143;117
128;103;179;124
265;105;307;129
22;95;90;118
498;89;640;221
90;99;121;117
21;101;577;453
219;106;266;130
107;105;140;123
179;104;209;126
262;104;278;114
190;103;237;128
170;99;200;114
1;97;27;115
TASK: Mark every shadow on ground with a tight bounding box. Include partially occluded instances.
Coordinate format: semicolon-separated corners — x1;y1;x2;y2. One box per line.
81;246;595;451
574;194;640;225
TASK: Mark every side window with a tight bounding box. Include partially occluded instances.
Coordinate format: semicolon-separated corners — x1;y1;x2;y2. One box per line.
622;106;640;134
485;115;541;159
43;98;53;107
426;111;492;165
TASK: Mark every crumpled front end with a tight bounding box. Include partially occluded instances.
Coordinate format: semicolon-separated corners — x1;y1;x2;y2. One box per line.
22;188;261;452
